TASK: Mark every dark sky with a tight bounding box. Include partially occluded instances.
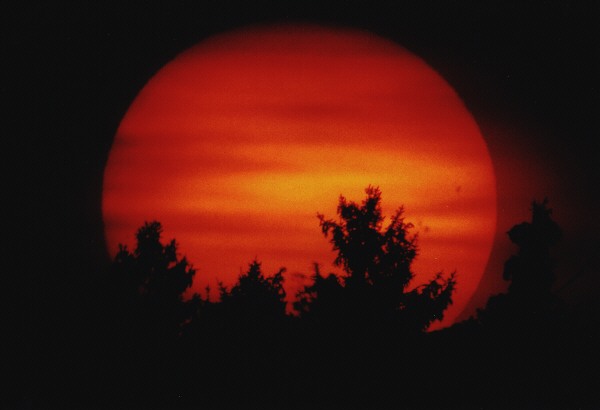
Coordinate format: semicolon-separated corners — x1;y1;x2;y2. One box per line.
12;1;598;336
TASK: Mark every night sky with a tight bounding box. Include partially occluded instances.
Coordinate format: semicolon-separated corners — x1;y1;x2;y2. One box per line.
10;0;598;405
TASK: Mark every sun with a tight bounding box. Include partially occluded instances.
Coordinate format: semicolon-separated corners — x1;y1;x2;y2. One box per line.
102;24;496;329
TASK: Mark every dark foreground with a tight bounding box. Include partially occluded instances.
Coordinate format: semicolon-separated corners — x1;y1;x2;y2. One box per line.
25;307;598;410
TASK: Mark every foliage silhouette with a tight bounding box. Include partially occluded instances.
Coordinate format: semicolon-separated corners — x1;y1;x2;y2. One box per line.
111;221;200;338
297;186;456;332
477;198;564;330
454;199;597;409
503;198;562;295
216;259;287;331
105;221;201;408
91;197;596;410
177;260;292;410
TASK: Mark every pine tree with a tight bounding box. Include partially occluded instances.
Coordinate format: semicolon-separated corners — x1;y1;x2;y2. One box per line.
112;221;200;340
298;186;456;332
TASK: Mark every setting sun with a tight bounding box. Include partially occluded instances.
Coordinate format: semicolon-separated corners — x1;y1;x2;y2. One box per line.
102;24;496;329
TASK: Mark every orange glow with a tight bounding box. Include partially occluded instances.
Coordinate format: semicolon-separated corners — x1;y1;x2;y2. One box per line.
102;25;496;329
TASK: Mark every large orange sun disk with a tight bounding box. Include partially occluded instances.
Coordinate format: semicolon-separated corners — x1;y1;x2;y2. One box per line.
103;24;496;330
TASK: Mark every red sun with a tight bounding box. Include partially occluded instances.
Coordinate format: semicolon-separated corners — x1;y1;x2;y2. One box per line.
102;24;496;329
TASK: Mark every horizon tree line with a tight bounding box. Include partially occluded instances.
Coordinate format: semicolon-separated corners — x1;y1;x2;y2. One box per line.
107;185;563;341
91;185;579;409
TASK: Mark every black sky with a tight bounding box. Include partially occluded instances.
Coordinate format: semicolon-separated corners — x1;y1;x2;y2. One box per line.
10;1;599;397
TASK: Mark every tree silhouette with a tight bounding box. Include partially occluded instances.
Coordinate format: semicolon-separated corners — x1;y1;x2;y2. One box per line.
503;198;562;296
94;199;592;410
297;186;456;332
217;260;287;330
460;200;596;409
101;221;202;407
478;198;563;330
112;221;200;337
294;263;345;323
95;198;591;410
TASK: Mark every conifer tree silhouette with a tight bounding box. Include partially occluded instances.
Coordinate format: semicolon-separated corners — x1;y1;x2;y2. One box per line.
111;221;201;371
104;221;201;406
218;259;287;328
297;186;456;332
111;221;200;345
